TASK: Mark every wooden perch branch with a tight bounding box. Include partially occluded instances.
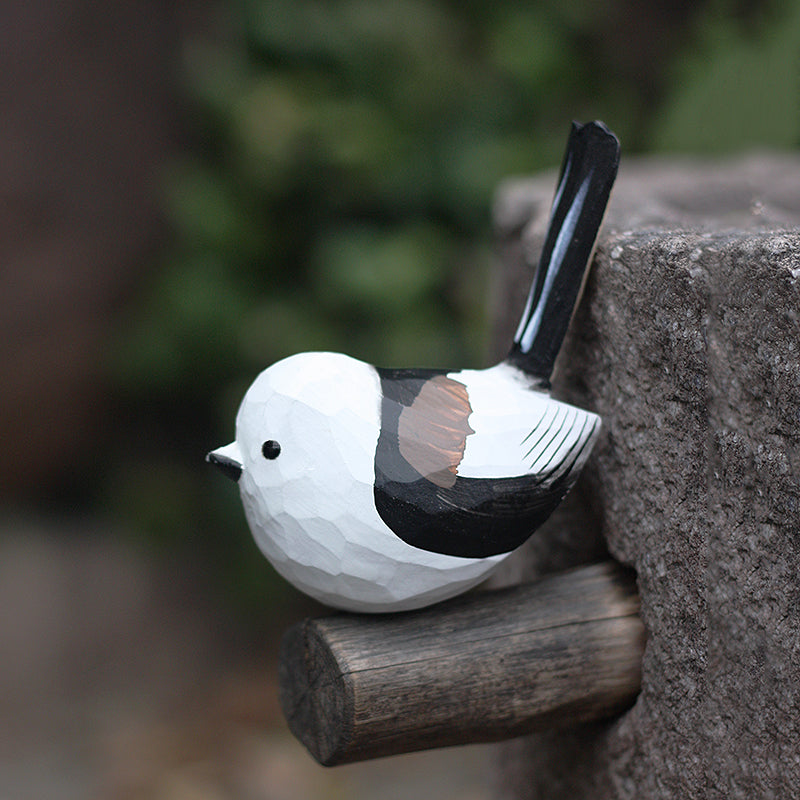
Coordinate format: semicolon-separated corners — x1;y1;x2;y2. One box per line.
278;561;644;766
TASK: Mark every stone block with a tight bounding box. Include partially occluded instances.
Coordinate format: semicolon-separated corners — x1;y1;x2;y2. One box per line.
491;154;800;799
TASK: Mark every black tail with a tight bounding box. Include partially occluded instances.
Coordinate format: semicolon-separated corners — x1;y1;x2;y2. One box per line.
507;121;619;384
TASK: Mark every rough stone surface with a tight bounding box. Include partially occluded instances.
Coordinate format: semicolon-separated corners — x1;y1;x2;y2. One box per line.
490;154;800;799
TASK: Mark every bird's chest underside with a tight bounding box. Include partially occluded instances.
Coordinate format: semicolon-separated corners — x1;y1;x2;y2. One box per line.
372;367;594;559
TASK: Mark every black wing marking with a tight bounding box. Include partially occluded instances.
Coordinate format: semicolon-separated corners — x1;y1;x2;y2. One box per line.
374;467;586;559
374;368;597;559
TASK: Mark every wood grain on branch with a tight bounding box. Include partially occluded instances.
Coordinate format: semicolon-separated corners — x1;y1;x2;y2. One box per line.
278;561;644;765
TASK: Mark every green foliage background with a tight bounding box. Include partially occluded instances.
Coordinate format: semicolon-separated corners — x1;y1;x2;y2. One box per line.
107;0;798;614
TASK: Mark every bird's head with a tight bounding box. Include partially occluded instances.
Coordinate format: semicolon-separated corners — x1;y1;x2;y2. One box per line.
207;352;381;549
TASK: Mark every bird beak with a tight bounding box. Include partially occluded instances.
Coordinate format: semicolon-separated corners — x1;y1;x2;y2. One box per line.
206;441;243;483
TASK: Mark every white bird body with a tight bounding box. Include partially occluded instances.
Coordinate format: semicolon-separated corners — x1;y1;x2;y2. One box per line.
218;353;599;612
236;353;438;612
208;122;619;612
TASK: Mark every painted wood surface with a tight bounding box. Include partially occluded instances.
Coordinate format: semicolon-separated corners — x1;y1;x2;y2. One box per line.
207;122;619;612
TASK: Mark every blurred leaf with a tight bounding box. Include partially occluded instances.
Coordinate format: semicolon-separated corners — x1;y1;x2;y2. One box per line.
237;293;340;366
244;0;352;62
542;0;603;29
111;254;248;393
376;303;471;368
650;2;800;152
104;459;202;547
231;74;312;184
438;130;550;222
164;161;265;257
311;223;451;316
310;98;404;175
181;37;249;120
489;8;568;91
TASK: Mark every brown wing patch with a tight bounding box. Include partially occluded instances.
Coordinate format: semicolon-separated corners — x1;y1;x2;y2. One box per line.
397;375;474;489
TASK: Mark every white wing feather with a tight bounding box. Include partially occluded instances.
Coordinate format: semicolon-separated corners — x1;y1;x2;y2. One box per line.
452;363;599;480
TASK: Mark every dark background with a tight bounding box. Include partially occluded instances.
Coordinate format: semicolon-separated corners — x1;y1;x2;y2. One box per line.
1;1;798;797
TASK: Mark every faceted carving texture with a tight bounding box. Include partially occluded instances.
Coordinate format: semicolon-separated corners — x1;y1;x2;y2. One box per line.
235;352;506;613
213;122;616;613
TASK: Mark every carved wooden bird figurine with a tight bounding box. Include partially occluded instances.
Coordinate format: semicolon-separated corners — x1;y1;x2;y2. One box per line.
208;121;619;612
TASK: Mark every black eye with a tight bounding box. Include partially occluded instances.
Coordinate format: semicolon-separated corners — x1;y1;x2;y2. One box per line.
261;440;281;460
